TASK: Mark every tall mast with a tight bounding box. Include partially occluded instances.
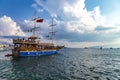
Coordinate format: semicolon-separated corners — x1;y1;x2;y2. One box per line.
51;18;54;43
50;18;56;44
33;19;36;37
31;17;43;37
32;11;37;37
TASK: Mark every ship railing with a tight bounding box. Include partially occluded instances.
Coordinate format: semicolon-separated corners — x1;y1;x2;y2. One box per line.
13;39;38;44
38;43;54;46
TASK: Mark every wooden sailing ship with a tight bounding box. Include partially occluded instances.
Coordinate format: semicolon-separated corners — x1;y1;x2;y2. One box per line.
11;17;64;57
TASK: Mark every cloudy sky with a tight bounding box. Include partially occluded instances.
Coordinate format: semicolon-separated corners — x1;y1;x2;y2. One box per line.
0;0;120;48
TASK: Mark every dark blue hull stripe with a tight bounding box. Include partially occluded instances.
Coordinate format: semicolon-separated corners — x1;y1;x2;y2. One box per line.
19;50;57;56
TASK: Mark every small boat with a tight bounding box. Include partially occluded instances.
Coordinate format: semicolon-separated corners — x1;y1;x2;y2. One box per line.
100;47;102;50
110;47;113;49
84;47;88;49
11;17;64;57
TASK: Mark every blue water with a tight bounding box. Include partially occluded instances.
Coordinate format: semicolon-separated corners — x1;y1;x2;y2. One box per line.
0;48;120;80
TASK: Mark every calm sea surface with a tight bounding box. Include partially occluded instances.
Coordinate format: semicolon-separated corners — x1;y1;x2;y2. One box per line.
0;48;120;80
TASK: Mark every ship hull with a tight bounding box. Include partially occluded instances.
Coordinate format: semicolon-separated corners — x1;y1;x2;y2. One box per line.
19;50;57;56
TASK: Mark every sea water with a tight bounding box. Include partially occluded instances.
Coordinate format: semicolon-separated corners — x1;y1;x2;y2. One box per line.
0;48;120;80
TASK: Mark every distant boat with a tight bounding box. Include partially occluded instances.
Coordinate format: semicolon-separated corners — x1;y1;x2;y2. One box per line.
110;47;113;49
100;47;102;50
84;47;88;49
10;17;64;57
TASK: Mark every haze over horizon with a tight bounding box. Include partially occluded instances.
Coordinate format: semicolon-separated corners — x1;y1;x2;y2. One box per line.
0;0;120;48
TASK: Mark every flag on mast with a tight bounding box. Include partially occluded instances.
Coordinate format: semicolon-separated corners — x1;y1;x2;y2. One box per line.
36;19;43;23
33;17;43;23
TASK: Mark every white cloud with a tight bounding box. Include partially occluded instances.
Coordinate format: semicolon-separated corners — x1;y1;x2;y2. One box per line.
34;0;120;48
0;15;25;36
24;19;34;28
106;11;120;26
35;0;62;17
63;0;86;18
0;16;25;44
35;0;108;34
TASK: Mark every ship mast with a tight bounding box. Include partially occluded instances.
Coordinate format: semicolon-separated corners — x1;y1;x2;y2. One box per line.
31;17;43;38
50;18;56;44
33;18;36;37
31;11;43;37
32;11;37;37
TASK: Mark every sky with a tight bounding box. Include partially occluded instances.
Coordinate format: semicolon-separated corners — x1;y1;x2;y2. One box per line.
0;0;120;48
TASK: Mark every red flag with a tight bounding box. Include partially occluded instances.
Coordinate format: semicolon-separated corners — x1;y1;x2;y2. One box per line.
36;19;43;23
